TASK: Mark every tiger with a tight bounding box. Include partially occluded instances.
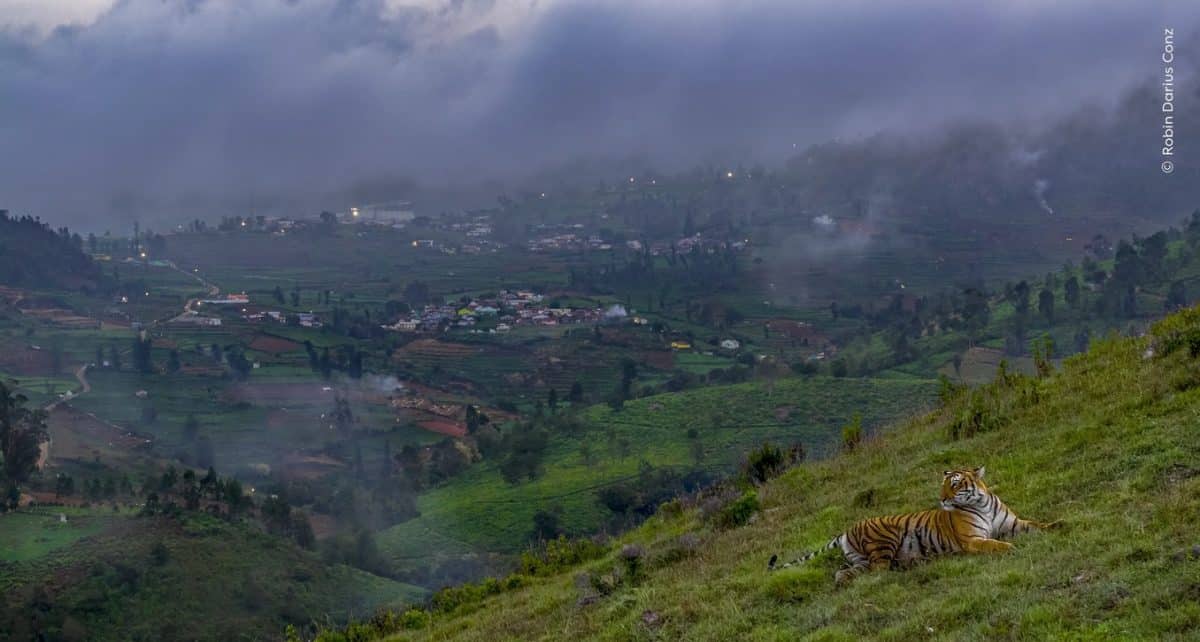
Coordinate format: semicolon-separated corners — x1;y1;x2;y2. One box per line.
767;467;1059;584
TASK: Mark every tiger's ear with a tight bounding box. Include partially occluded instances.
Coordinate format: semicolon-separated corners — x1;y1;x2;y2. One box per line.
974;466;986;479
943;470;952;477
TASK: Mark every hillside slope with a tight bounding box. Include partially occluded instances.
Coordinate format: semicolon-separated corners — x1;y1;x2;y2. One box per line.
0;509;425;641
363;306;1200;641
377;376;936;572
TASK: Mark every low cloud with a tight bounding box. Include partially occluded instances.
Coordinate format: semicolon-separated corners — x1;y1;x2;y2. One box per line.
0;0;1195;227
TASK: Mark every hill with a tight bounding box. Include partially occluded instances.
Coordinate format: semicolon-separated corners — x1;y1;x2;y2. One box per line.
0;507;425;641
0;212;101;291
329;305;1200;640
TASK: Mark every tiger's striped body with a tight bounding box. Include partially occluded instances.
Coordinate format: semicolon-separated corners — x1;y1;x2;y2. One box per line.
768;468;1058;584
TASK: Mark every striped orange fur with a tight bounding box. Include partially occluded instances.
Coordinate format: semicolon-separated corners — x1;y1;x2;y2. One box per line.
767;467;1059;584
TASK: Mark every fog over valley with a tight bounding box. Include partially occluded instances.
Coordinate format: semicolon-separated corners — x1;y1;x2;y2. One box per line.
1;0;1196;227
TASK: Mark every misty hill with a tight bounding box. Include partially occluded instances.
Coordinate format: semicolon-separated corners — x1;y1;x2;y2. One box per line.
321;304;1200;641
0;211;101;291
0;508;424;641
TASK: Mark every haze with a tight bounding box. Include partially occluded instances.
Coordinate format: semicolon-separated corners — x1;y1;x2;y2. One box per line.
0;0;1195;228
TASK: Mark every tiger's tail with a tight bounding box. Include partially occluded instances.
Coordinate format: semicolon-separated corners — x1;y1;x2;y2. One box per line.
768;534;844;571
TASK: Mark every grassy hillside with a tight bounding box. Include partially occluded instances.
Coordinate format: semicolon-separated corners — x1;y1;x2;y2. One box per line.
377;377;936;566
347;306;1200;641
0;507;425;641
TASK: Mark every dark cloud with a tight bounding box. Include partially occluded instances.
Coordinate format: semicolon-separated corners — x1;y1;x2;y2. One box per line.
0;0;1195;228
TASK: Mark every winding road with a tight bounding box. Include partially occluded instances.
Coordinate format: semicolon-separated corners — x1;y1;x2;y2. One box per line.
36;264;216;470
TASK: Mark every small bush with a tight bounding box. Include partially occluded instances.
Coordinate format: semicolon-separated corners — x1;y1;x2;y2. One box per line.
1150;305;1200;357
654;533;702;567
399;608;430;630
519;535;607;576
741;442;804;485
840;415;863;452
619;544;646;583
715;491;760;529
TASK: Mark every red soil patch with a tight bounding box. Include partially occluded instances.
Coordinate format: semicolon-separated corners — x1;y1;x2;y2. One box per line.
642;350;675;370
46;406;153;463
395;339;478;360
417;420;467;437
278;453;344;480
23;491;89;507
308;512;339;540
248;334;302;354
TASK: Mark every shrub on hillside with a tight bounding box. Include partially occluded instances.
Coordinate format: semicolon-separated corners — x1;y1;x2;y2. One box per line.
741;442;805;486
710;490;760;529
1151;305;1200;357
840;415;864;452
518;535;607;576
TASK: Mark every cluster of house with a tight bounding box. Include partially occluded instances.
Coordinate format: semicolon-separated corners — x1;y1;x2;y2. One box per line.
444;215;493;238
526;230;749;255
243;309;322;328
381;290;633;333
643;234;750;256
527;232;614;252
172;293;323;328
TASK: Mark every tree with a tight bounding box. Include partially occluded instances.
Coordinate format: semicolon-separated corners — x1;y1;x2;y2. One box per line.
1167;280;1188;310
292;513;316;549
1011;281;1031;319
568;381;584;403
1064;276;1081;309
109;345;122;371
531;508;563;541
55;473;74;498
167;349;181;373
273;286;285;304
1141;231;1169;282
1038;287;1055;323
330;396;355;434
1113;240;1141;286
547;388;558;411
132;336;154;374
0;382;48;489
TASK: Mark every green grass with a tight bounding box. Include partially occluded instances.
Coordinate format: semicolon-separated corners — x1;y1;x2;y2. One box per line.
378;376;936;564
0;508;426;641
371;305;1200;641
0;510;108;563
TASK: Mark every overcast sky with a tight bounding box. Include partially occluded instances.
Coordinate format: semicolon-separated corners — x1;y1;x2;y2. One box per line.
1;0;1196;228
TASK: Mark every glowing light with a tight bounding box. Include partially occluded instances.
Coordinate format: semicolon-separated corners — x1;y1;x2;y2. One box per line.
726;171;734;178
629;176;635;183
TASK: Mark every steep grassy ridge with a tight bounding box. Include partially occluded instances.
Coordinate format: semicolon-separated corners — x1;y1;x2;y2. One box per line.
372;308;1200;641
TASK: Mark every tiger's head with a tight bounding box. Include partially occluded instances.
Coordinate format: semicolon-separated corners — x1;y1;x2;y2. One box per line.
940;467;989;510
